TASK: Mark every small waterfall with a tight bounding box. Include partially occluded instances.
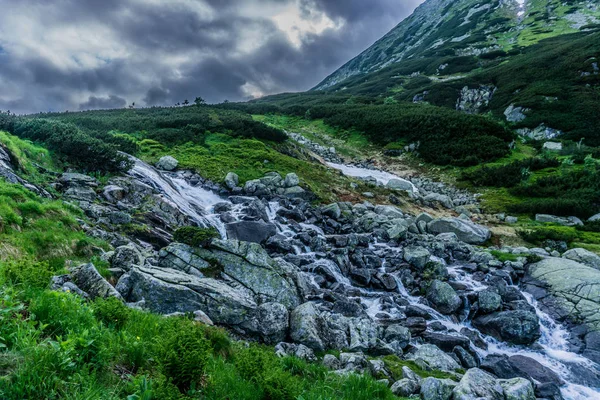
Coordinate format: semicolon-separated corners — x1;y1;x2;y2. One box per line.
126;157;226;235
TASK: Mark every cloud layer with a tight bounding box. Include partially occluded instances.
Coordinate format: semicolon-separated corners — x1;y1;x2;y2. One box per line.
0;0;422;114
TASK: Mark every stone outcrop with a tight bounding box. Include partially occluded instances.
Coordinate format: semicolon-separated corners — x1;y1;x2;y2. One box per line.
527;257;600;331
427;217;491;244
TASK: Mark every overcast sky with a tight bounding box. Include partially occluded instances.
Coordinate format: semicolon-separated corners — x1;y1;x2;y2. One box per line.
0;0;423;114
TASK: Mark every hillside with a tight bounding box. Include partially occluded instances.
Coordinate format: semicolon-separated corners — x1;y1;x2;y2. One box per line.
316;0;600;90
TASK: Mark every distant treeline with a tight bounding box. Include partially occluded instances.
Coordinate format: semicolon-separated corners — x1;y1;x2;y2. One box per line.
0;106;286;173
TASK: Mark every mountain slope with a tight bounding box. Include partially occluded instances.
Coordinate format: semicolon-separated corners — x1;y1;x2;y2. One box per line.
316;0;599;90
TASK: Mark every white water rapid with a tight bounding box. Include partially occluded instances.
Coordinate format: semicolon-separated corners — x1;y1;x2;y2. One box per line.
125;155;599;399
127;157;227;236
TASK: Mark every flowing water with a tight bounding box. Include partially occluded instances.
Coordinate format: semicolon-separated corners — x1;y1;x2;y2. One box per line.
326;161;418;193
127;155;599;399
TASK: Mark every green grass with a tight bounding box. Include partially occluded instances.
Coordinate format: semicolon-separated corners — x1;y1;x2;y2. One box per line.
138;134;351;202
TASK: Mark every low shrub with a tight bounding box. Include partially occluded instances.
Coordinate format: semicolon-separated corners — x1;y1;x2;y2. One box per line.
93;297;131;329
158;321;211;391
462;157;560;188
518;226;579;244
0;259;54;289
173;226;220;248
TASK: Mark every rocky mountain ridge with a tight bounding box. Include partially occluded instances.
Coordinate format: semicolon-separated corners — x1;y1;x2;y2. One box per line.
316;0;600;90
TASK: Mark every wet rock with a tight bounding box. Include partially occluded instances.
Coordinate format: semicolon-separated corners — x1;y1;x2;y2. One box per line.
156;156;179;171
499;378;535;400
452;368;504;400
420;377;456;400
404;246;431;270
405;317;427;335
481;354;563;386
453;346;477;369
225;221;277;244
411;344;461;371
426;280;462;315
422;332;470;352
473;311;540;345
71;263;123;300
427;217;491;244
384;324;411;348
477;290;502;314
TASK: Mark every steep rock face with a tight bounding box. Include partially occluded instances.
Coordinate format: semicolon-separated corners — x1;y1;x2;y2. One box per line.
117;239;306;342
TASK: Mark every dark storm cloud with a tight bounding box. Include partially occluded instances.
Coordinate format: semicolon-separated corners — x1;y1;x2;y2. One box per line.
80;95;127;110
0;0;423;114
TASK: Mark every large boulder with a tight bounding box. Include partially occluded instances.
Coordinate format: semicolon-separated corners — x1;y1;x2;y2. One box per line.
225;221;277;244
473;311;540;345
427;217;491;244
411;344;461;371
120;240;304;342
403;246;431;270
590;213;600;222
528;257;600;331
563;248;600;270
499;378;536;400
290;302;327;351
453;368;504;400
426;280;462;315
71;263;123;300
420;377;456;400
386;178;415;193
481;354;563;387
535;214;582;226
156;156;179;171
478;290;502;314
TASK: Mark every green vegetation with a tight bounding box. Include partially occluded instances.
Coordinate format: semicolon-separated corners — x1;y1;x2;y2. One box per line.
173;227;220;248
4;118;132;173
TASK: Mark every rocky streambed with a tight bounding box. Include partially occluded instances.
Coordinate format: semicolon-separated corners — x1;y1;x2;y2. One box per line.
48;153;600;400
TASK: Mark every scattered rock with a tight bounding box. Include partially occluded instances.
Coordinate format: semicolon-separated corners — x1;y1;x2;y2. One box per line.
427;217;491;244
156;156;179;171
453;368;504;400
473;311;540;345
427;280;462;315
